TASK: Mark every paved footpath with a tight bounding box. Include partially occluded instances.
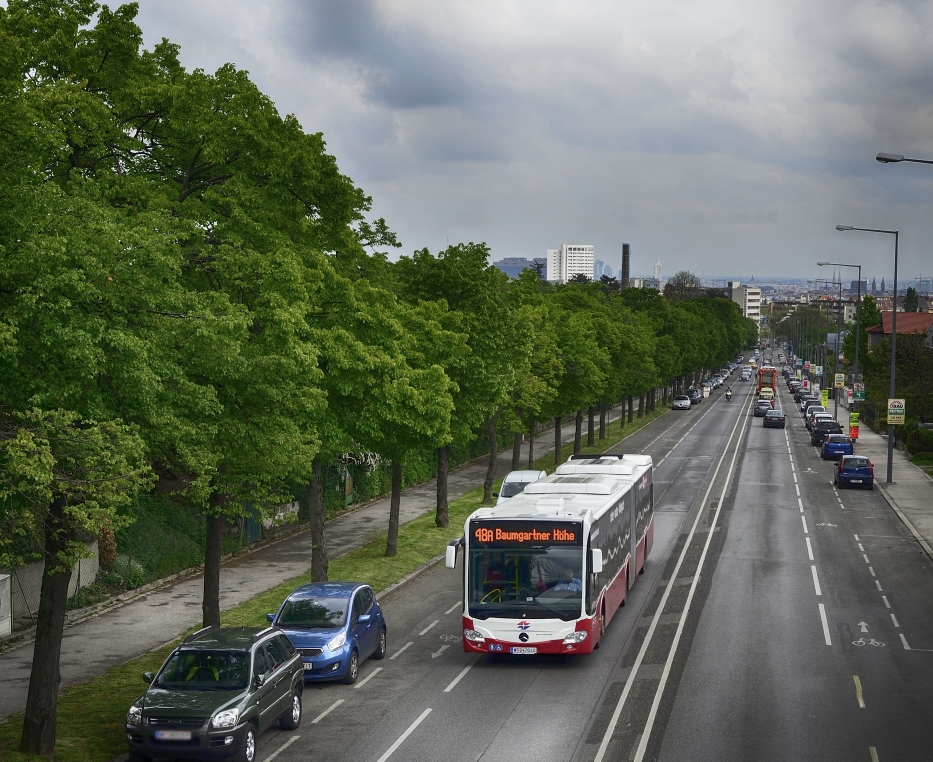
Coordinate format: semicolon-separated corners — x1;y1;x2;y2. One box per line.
0;405;637;721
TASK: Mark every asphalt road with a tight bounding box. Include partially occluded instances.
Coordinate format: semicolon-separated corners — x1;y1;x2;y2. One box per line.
220;376;933;762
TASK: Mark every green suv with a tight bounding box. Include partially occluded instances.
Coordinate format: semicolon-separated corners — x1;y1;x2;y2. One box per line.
126;626;303;761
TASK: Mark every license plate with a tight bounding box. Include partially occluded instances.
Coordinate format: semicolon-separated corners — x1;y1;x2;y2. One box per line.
851;479;862;484
155;730;192;741
303;663;314;671
510;647;537;654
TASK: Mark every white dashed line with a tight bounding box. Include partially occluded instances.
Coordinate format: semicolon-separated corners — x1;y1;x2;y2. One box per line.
419;620;439;635
801;516;809;534
863;554;870;564
811;566;822;596
882;596;891;609
891;614;900;628
818;604;832;645
876;581;884;591
390;642;413;660
444;602;461;615
444;655;480;693
858;543;865;552
265;736;302;761
311;700;344;724
805;537;814;561
375;708;432;762
869;567;876;577
354;667;382;689
900;634;911;651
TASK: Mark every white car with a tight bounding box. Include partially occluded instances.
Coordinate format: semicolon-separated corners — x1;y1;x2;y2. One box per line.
672;395;691;410
495;470;547;505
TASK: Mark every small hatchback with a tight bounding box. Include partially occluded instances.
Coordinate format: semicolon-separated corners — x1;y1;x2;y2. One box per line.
268;582;386;685
672;395;691;410
754;399;772;417
822;434;854;460
834;455;874;489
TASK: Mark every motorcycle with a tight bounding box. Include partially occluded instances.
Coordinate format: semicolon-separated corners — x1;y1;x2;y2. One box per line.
725;390;733;401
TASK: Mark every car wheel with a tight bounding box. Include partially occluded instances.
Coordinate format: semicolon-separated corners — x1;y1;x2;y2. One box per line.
280;689;302;730
341;651;359;685
235;725;257;762
372;627;388;660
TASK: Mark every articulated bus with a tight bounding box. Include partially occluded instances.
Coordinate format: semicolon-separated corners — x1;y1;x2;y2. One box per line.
445;454;653;656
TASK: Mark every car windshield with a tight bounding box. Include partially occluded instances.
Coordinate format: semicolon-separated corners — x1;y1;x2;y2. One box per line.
675;396;689;402
500;481;532;498
756;401;770;408
276;597;347;628
765;411;783;417
843;457;870;469
155;650;249;691
827;435;849;443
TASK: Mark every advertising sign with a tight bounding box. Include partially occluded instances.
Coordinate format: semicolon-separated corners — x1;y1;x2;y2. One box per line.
849;412;859;441
834;373;845;388
804;360;810;370
887;399;906;425
814;365;823;377
853;383;865;401
821;389;829;407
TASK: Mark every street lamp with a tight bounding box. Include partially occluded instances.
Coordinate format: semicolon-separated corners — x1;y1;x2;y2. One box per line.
817;260;863;411
836;225;899;484
876;152;933;166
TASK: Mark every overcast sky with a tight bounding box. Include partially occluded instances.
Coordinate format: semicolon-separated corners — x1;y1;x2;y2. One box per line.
132;0;933;285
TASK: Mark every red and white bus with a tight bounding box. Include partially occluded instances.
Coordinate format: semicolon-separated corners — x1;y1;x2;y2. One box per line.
446;454;653;656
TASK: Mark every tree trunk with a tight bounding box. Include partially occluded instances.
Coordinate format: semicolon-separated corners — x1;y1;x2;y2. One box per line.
20;498;71;756
202;510;225;628
527;419;535;468
512;432;523;471
435;445;450;527
483;412;500;504
599;403;607;439
628;395;634;423
386;461;402;557
587;406;595;447
638;394;645;419
554;415;562;465
309;458;328;583
574;410;583;455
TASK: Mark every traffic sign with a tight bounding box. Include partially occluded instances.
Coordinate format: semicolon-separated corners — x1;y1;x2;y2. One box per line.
834;373;845;388
853;382;865;401
887;399;906;425
814;365;823;377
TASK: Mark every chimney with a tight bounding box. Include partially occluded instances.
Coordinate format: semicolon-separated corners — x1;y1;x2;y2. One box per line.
621;243;630;290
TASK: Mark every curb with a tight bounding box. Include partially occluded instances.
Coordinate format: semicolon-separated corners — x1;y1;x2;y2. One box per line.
376;554;447;602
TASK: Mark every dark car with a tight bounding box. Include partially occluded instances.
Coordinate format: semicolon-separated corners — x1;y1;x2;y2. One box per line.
754;399;772;417
126;627;303;762
834;455;874;488
763;409;786;428
268;582;386;685
822;434;854;460
686;387;703;405
811;419;843;445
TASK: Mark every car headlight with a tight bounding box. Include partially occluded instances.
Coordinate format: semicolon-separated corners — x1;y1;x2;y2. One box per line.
463;629;485;643
126;705;142;727
212;708;239;730
563;631;588;644
326;632;347;652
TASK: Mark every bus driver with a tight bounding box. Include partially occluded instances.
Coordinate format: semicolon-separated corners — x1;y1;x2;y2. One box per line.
553;567;583;592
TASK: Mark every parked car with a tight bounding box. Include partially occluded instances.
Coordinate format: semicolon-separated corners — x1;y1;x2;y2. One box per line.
834;455;874;488
804;406;827;428
811;419;843;446
801;396;821;414
763;409;786;428
672;395;692;410
808;412;834;432
268;582;387;685
126;627;303;762
686;387;703;404
822;434;854;460
496;469;547;504
754;399;772;417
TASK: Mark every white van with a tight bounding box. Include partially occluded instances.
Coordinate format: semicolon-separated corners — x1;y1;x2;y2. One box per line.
495;470;547;505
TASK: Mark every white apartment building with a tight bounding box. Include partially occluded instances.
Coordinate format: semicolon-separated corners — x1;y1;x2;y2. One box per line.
546;244;594;283
728;281;761;321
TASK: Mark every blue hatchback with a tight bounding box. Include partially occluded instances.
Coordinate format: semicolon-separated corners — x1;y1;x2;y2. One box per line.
267;582;387;685
834;455;874;489
822;434;853;460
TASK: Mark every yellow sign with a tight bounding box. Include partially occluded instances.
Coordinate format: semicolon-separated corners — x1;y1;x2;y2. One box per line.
834;373;845;388
821;389;829;407
849;413;859;427
887;398;906;425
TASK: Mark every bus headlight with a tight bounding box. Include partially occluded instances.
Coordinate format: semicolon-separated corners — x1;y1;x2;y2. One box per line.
562;632;588;644
463;629;485;643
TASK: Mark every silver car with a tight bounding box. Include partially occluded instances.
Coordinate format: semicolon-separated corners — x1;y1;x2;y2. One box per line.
672;395;691;410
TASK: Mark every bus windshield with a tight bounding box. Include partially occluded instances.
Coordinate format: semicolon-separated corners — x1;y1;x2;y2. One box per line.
468;546;585;621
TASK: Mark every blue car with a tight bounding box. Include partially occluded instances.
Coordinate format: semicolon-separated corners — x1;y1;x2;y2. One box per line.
822;434;854;460
267;582;386;685
834;455;874;489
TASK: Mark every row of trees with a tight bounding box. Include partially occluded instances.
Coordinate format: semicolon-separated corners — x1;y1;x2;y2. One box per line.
0;3;755;754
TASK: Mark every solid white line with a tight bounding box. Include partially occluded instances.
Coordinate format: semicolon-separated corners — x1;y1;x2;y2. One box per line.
805;537;814;561
882;595;891;608
389;641;413;660
419;620;439;635
311;700;344;724
811;566;822;596
444;655;480;693
900;634;911;650
801;515;809;534
819;603;832;645
375;708;432;762
891;614;900;628
354;666;382;689
264;735;302;761
444;602;461;615
869;567;875;577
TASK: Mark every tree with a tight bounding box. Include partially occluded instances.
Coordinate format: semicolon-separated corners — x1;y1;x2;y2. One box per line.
665;271;703;303
904;287;919;312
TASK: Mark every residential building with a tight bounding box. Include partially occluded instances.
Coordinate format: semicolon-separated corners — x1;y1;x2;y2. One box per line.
630;277;661;290
546;244;594;283
728;281;761;321
866;312;933;349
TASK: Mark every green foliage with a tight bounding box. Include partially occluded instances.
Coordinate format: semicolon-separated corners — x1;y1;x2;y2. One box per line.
904;287;919;313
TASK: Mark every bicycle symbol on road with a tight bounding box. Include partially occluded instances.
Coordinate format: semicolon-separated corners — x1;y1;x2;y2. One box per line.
816;523;837;527
852;638;885;647
438;634;461;642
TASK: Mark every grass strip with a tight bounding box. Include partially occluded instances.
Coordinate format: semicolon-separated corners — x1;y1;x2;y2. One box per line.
0;407;667;761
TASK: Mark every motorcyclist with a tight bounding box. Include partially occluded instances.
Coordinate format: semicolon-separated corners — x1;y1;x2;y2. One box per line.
725;386;733;400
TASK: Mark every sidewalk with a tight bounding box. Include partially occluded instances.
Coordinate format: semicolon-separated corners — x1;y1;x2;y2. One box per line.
0;403;639;720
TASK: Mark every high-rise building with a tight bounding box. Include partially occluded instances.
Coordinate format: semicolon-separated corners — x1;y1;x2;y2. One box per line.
593;258;606;279
546;244;594;283
728;281;761;321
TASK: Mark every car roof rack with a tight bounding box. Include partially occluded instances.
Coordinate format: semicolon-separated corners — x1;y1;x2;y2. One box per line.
182;625;217;644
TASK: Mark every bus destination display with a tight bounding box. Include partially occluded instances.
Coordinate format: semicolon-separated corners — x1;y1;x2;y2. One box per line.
471;520;583;547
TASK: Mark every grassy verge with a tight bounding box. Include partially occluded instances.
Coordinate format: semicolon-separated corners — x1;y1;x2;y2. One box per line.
911;452;933;477
0;406;667;762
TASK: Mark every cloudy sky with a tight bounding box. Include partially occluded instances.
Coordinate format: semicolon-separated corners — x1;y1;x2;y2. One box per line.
133;0;933;284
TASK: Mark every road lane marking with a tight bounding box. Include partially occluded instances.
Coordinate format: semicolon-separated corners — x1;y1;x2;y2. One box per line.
798;497;804;510
795;483;800;496
869;567;876;577
854;534;860;541
870;747;879;762
311;700;344;724
444;602;461;615
854;675;866;708
431;645;449;659
882;596;891;608
793;472;797;483
876;581;883;591
444;655;480;692
900;634;911;650
811;566;822;596
802;516;809;534
863;554;870;564
805;537;814;560
818;604;832;645
375;708;432;762
354;666;382;689
891;614;900;628
656;458;666;466
390;642;413;660
265;735;302;761
419;620;439;635
858;543;865;551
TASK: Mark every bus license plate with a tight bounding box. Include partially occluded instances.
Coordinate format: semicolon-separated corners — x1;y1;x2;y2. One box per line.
155;730;192;741
510;647;537;655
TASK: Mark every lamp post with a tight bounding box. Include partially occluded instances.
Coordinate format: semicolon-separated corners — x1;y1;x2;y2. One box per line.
817;261;862;411
835;225;899;484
